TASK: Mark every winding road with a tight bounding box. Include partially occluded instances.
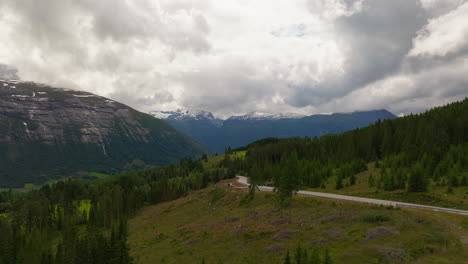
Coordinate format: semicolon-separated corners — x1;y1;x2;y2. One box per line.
236;176;468;216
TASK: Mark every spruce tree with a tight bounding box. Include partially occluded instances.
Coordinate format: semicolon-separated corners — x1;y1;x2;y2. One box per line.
323;248;332;264
283;250;291;264
294;245;303;264
350;174;356;185
368;174;375;187
335;176;343;190
309;248;321;264
408;164;427;192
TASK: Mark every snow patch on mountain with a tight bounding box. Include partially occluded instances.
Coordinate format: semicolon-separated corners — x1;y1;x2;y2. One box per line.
150;109;395;123
228;111;305;121
150;109;217;121
150;111;173;119
150;109;309;122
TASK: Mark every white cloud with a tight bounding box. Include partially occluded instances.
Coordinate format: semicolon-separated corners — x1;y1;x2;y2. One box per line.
318;55;468;114
420;0;466;14
410;2;468;57
308;0;364;20
0;0;467;117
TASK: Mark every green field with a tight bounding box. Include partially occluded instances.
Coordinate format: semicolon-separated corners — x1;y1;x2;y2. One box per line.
88;172;110;178
203;151;246;169
128;179;468;264
78;200;91;219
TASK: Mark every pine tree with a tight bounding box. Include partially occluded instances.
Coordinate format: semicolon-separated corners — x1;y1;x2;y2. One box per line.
275;152;300;207
294;245;303;264
408;164;427;192
368;174;375;187
283;250;291;264
323;248;332;264
224;146;233;155
335;175;343;190
350;174;356;185
309;248;321;264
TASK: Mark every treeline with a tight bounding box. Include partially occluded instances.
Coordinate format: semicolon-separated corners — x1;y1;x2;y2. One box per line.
282;246;333;264
245;98;468;200
0;157;235;264
196;245;333;264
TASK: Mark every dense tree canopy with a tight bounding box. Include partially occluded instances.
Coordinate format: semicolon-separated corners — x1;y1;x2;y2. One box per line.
245;98;468;194
0;157;235;264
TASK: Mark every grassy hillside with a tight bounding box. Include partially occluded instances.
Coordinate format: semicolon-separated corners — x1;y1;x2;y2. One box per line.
128;179;468;264
306;163;468;211
239;99;468;209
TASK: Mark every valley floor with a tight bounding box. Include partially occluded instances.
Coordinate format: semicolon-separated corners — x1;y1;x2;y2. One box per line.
128;179;468;264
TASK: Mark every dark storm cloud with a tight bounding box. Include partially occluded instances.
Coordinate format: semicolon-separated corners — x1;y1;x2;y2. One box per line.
177;59;280;115
290;0;429;107
0;0;467;116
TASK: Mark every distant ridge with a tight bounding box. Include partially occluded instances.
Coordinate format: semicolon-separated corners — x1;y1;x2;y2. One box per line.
150;108;397;153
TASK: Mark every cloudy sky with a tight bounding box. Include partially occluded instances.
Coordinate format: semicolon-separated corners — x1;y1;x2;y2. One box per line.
0;0;467;117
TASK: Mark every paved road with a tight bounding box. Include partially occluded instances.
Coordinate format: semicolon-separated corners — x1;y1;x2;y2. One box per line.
236;176;468;216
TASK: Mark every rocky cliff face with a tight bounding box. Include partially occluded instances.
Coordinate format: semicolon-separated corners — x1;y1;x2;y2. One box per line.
0;81;208;187
1;80;150;149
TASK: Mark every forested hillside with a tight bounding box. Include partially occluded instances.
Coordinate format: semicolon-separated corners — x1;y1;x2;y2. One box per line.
243;98;468;205
0;99;466;264
0;157;235;264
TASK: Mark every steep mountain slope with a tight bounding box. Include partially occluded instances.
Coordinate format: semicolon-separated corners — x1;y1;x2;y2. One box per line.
0;80;208;187
151;109;396;153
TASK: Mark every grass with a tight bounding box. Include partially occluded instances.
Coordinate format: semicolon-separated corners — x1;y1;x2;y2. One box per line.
210;188;226;203
360;210;391;223
307;163;468;211
78;200;91;219
203;151;247;169
0;178;67;193
24;183;42;191
128;179;468;264
232;151;247;159
88;172;110;178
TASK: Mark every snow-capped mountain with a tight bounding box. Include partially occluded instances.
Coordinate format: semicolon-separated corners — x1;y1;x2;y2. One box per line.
150;109;217;121
227;111;305;121
151;109;305;121
149;108;396;153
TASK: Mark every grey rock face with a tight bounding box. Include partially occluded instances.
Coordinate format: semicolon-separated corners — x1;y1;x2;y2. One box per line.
0;81;152;152
0;81;208;187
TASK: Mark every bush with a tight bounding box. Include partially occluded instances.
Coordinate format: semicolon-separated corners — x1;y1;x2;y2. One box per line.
361;210;390;223
210;188;226;203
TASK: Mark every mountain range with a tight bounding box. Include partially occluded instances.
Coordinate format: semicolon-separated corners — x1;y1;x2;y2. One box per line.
0;80;208;187
150;108;397;153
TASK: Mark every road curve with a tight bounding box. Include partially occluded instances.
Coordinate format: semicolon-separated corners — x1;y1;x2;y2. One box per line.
236;176;468;216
